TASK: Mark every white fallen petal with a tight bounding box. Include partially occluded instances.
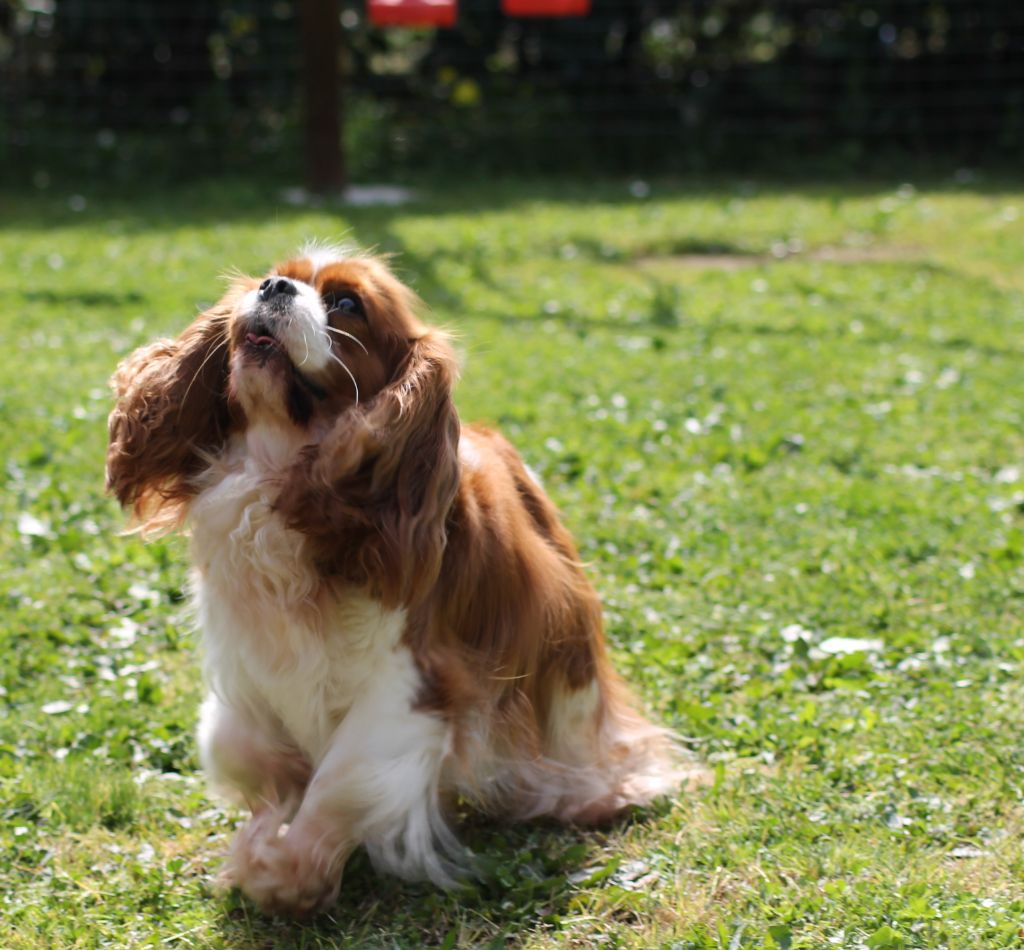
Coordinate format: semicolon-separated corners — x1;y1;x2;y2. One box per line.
41;700;74;715
949;846;988;859
17;513;50;537
818;636;884;655
781;623;814;643
109;618;140;644
127;582;159;603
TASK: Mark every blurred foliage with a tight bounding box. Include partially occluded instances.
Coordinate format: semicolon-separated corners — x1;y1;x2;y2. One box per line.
1;0;1023;181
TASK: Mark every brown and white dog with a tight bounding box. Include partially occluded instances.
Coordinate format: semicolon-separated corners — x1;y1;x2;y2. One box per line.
106;245;685;916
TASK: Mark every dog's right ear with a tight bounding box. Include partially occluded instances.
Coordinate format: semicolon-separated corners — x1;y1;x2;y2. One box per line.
106;291;242;533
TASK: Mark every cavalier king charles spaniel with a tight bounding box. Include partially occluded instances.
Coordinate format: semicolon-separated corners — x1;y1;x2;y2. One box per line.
106;245;685;916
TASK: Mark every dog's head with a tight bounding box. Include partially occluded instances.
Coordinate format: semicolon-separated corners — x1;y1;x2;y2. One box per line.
226;249;431;428
107;246;461;602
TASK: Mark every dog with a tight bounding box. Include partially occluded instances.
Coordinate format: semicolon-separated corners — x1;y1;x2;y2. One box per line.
106;245;685;915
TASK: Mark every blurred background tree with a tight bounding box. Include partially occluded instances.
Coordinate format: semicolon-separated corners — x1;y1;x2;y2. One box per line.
1;0;1022;187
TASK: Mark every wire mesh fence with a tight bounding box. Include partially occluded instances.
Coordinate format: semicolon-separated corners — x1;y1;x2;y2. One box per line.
2;0;1023;186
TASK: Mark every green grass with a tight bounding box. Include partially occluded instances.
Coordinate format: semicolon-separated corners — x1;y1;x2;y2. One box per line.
4;173;1024;947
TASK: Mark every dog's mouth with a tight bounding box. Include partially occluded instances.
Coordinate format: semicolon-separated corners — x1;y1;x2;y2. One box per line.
245;327;281;352
242;322;328;400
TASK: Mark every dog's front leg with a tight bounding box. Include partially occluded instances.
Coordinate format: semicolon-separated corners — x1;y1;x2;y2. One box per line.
223;646;459;917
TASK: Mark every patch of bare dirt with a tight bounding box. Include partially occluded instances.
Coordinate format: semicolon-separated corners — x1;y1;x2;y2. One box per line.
635;244;924;271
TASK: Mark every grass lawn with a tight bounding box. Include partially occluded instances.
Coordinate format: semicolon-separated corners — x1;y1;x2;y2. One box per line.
3;173;1024;948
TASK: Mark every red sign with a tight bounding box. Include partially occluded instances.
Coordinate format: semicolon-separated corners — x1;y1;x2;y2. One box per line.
367;0;457;27
502;0;590;15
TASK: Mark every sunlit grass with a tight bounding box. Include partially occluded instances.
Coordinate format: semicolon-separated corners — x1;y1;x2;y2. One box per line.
3;173;1024;946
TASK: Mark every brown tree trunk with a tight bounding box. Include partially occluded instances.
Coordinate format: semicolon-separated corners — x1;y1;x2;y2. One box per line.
299;0;345;192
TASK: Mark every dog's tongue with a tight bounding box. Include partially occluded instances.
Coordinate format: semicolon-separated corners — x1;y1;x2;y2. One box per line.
247;333;277;347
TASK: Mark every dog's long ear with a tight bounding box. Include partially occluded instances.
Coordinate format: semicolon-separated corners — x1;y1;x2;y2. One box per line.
106;294;239;533
276;330;461;606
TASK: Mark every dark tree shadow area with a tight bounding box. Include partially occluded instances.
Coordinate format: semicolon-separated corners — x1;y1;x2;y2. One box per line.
5;170;1023;235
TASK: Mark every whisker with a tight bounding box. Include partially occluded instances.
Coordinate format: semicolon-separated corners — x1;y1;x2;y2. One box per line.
323;325;369;354
218;265;247;284
325;349;360;404
298;327;311;367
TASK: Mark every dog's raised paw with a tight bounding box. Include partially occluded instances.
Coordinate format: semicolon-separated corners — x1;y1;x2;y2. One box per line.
223;814;342;917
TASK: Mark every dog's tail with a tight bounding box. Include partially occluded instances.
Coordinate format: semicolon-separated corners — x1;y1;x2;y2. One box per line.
465;673;709;824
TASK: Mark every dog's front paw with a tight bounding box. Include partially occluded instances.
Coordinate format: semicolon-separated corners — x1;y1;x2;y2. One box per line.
221;813;342;917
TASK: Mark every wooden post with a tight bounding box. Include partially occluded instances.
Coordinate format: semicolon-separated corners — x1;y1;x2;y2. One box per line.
299;0;345;193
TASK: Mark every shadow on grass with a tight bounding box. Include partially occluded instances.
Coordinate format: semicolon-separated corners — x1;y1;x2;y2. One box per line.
210;806;668;949
5;170;1021;235
22;289;148;307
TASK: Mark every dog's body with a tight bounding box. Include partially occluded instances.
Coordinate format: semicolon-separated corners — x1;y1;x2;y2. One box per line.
107;248;683;915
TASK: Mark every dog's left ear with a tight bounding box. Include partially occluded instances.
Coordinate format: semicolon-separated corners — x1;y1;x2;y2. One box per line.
276;331;461;606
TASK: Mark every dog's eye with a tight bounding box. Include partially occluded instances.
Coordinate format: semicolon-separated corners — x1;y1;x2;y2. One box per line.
323;291;364;318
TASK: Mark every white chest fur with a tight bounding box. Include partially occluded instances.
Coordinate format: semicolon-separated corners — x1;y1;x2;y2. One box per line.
188;428;406;763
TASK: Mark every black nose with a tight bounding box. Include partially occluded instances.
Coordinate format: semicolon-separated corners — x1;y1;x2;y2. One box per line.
258;277;298;302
